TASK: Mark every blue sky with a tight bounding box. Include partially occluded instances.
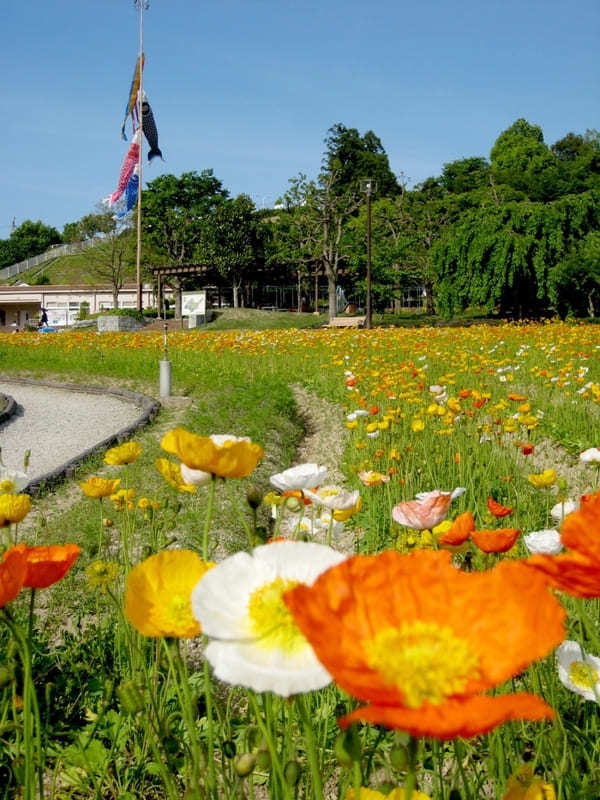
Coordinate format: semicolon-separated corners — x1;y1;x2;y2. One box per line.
1;0;598;236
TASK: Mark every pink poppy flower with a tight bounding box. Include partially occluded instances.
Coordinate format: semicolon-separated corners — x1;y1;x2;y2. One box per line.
392;488;465;531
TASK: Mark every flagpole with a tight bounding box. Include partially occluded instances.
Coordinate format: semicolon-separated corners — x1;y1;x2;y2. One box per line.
135;0;148;312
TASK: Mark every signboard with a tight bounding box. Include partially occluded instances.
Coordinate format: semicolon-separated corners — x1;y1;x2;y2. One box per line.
181;291;206;317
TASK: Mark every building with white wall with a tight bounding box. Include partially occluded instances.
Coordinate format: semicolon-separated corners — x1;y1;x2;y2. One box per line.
0;283;155;329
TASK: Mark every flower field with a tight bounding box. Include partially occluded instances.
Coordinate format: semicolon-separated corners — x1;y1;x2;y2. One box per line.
1;320;600;800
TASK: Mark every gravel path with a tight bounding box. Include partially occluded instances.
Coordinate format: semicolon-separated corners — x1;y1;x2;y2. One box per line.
0;380;154;486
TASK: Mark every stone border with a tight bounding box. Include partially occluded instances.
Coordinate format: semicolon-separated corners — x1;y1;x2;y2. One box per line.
0;376;161;496
0;392;17;425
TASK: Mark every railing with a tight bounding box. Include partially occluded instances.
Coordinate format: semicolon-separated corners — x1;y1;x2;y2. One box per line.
0;239;102;280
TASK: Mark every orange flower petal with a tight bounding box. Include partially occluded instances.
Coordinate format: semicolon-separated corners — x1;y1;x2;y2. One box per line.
338;693;554;740
471;528;520;553
285;550;565;717
487;497;514;518
437;511;475;545
23;544;81;589
0;544;27;607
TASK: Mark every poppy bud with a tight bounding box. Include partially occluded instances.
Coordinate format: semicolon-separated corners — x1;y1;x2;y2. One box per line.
116;680;144;715
235;752;256;777
222;739;236;759
0;664;15;689
255;749;271;770
246;485;264;510
284;760;301;786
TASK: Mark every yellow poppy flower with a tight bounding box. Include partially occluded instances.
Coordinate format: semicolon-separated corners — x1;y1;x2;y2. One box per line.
104;441;143;465
411;419;425;433
155;459;196;494
80;477;121;499
161;428;264;479
0;493;31;526
345;788;432;799
502;765;556;800
125;549;215;638
528;469;557;489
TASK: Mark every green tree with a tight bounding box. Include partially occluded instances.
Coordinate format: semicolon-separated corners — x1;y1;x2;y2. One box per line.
323;123;400;197
490;118;564;201
87;218;135;309
8;220;61;263
432;190;600;318
549;230;600;318
439;157;490;194
142;170;228;314
267;175;321;309
195;195;262;308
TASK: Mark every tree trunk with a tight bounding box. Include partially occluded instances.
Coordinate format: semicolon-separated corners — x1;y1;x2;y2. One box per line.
327;274;337;320
112;288;119;310
424;279;435;315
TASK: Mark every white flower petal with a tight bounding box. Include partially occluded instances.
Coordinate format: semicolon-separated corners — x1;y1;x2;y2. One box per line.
205;639;332;697
523;529;563;555
269;463;328;492
180;463;212;487
557;640;600;703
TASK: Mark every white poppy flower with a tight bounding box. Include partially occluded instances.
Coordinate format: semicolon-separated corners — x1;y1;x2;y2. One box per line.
557;640;600;702
550;499;580;524
303;486;361;511
523;529;563;555
580;448;600;465
269;463;328;492
0;467;29;493
191;541;347;696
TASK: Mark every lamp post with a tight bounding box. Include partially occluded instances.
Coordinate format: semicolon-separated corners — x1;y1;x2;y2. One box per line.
360;179;377;329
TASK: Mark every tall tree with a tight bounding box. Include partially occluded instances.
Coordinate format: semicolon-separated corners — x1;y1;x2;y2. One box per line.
431;190;600;318
323;123;400;197
142;170;228;314
86;218;135;309
195;195;262;308
490;118;564;201
7;220;61;264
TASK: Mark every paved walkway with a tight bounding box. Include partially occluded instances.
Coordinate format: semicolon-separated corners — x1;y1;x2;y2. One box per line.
0;379;157;489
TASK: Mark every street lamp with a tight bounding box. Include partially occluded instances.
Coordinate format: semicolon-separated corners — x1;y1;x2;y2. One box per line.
360;179;377;329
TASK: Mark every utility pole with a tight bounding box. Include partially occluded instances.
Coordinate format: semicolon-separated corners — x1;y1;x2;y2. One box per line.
360;179;377;329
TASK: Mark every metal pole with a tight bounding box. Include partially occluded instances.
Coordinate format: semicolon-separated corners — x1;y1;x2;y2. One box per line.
366;186;372;329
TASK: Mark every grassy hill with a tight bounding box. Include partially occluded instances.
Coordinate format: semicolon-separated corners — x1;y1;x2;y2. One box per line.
1;242;137;286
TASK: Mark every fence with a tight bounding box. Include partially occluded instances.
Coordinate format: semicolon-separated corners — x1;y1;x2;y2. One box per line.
0;239;101;280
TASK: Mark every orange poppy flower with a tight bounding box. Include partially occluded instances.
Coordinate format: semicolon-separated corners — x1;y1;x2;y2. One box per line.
508;394;528;402
21;544;81;589
0;544;27;607
526;491;600;597
437;511;475;545
471;528;520;554
487;497;513;518
285;549;564;740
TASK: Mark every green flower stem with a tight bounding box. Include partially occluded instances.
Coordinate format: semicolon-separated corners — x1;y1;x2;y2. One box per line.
248;691;292;800
352;759;362;798
226;482;254;549
203;649;218;796
202;476;217;561
162;638;210;794
295;694;324;800
404;736;419;800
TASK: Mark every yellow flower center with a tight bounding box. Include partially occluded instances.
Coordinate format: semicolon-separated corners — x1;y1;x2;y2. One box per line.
247;577;306;653
364;622;480;707
0;480;16;493
166;594;193;629
569;660;598;690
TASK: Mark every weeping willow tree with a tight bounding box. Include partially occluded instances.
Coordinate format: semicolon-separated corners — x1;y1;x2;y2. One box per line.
431;190;600;318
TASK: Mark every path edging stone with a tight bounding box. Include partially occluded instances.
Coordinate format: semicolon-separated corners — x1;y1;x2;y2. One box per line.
0;375;161;496
0;392;17;425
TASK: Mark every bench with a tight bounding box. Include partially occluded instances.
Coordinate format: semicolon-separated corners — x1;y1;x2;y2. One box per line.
325;315;366;329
